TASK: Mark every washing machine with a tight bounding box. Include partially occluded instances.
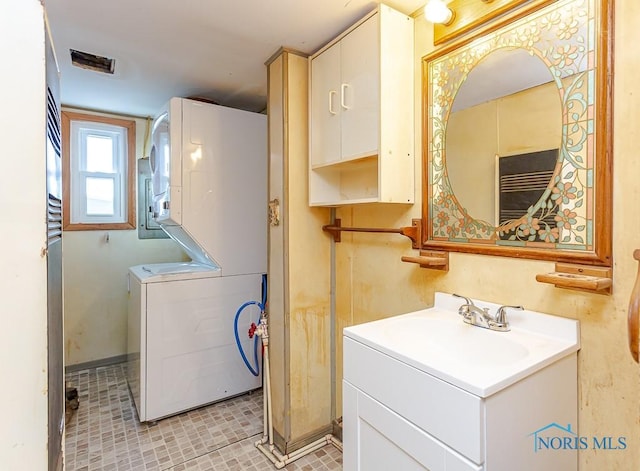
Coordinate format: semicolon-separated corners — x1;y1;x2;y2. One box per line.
127;262;263;422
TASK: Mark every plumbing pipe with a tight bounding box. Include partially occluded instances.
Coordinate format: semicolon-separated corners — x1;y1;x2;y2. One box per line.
255;313;273;445
234;301;262;376
329;207;337;423
256;433;341;469
254;308;342;468
262;345;269;440
234;274;268;376
265;344;273;446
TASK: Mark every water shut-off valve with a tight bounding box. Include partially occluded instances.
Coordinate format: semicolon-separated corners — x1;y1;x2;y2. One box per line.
251;310;269;347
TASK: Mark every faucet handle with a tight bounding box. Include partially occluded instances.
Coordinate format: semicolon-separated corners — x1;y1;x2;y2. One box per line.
452;294;475;317
452;293;474;305
495;305;524;324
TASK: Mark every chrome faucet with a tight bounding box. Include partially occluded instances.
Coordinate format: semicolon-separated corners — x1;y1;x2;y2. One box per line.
452;294;523;332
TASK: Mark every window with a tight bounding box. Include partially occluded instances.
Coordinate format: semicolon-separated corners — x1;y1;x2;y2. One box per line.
62;111;136;230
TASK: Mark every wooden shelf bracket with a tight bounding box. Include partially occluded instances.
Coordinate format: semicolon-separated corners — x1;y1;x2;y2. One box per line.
401;250;449;271
535;263;612;295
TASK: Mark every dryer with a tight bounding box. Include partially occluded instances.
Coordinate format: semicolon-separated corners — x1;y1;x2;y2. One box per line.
149;97;267;275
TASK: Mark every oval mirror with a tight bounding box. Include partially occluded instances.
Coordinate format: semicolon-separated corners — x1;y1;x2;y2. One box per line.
446;47;562;230
422;0;612;265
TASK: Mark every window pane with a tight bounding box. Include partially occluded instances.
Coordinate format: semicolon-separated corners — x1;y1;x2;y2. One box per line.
86;177;115;215
86;135;114;172
65;113;134;228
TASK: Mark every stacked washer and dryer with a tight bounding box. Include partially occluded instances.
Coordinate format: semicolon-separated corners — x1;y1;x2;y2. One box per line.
126;97;266;422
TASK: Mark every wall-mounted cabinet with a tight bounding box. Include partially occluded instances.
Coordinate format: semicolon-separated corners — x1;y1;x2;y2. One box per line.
309;4;414;206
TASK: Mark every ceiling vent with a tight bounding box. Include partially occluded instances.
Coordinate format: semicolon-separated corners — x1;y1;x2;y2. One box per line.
70;49;115;74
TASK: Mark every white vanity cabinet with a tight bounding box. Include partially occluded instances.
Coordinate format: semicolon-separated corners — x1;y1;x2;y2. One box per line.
343;293;580;471
309;4;414;206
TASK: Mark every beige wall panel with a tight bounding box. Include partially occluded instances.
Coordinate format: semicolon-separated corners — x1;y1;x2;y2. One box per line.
286;53;332;439
267;53;287;436
334;209;355;416
331;6;640;469
289;306;330;434
268;51;331;444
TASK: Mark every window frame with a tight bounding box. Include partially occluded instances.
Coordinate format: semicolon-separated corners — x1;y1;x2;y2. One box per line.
62;111;136;230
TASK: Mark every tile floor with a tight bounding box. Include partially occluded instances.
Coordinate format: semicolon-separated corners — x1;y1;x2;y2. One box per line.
64;364;342;470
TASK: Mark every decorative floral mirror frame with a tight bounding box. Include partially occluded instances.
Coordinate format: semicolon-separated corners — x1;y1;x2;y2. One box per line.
421;0;613;265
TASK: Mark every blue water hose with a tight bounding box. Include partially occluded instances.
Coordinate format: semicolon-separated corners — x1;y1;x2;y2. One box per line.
234;274;267;376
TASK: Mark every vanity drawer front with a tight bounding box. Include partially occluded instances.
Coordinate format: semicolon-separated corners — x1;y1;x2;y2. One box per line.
352;385;482;471
344;337;483;464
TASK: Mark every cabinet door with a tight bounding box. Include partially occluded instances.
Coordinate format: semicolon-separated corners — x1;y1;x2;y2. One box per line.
310;41;341;166
340;13;380;161
344;381;482;471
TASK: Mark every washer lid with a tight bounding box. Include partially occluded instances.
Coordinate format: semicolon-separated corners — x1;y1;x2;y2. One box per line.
129;262;221;283
160;224;221;268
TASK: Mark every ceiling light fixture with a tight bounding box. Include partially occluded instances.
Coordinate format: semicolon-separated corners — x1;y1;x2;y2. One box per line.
424;0;454;25
424;0;495;25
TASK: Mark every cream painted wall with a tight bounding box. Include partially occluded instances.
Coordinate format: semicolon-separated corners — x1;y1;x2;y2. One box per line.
63;109;187;367
333;3;640;469
0;1;49;467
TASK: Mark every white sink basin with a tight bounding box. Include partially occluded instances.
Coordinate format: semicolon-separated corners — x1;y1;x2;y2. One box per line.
344;292;580;397
381;315;529;367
